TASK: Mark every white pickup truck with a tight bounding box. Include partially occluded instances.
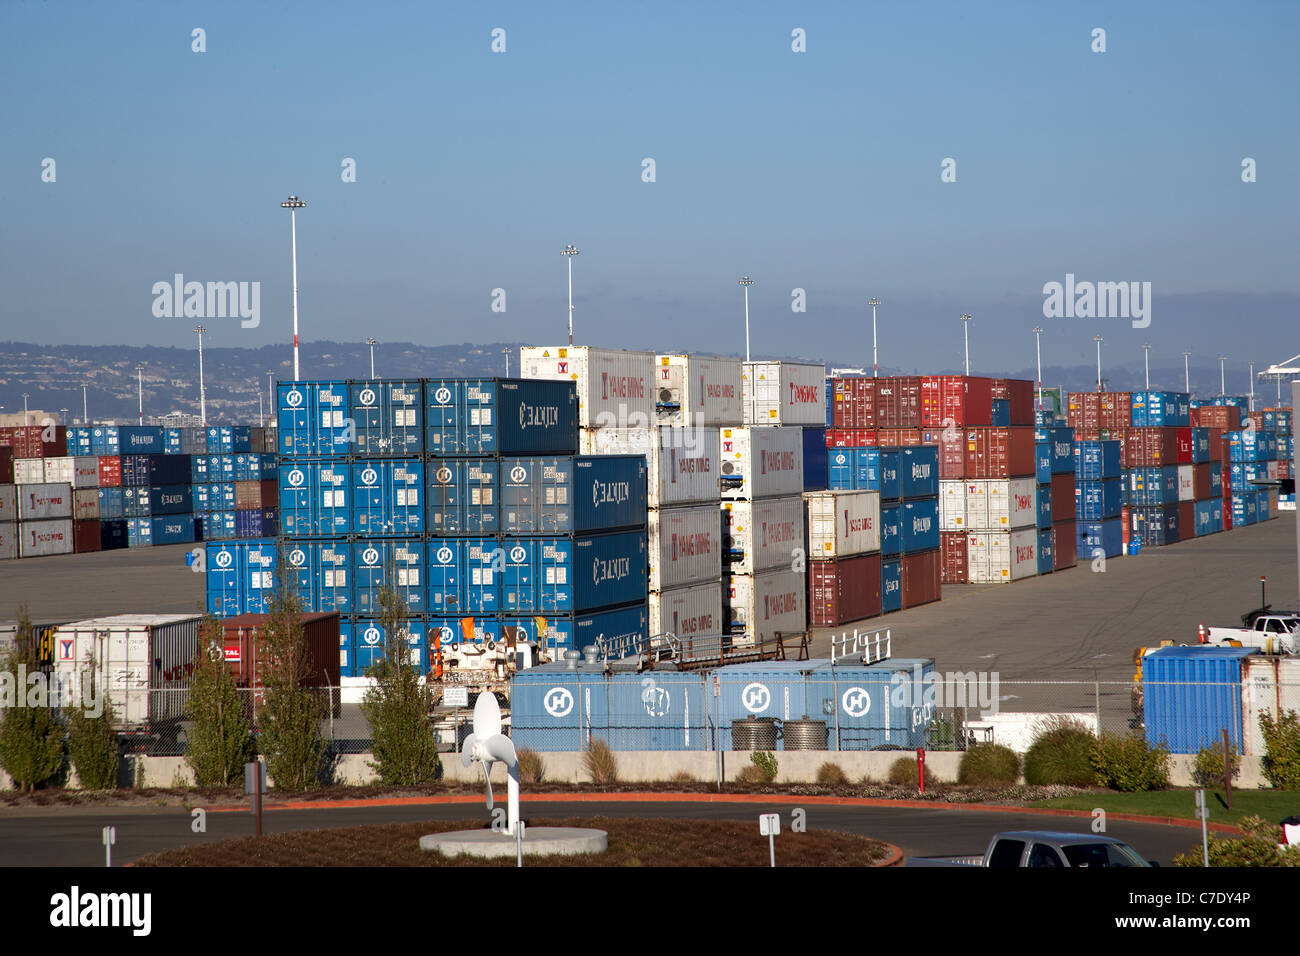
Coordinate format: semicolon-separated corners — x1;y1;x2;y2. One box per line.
1205;610;1299;655
907;831;1155;867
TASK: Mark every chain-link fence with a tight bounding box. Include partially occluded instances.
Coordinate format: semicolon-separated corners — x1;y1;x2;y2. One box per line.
38;676;1300;758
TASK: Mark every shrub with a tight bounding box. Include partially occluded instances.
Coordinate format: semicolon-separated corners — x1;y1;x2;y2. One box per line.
583;737;618;785
1023;718;1097;787
887;756;920;786
0;608;64;792
517;748;545;785
668;770;697;786
735;765;769;784
257;577;327;791
958;743;1020;786
66;692;118;791
1174;815;1300;868
1192;739;1241;789
815;762;848;786
750;751;778;783
1091;733;1169;792
185;616;256;787
1259;709;1300;790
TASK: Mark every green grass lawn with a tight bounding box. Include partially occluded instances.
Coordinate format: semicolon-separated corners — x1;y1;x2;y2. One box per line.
1029;789;1300;826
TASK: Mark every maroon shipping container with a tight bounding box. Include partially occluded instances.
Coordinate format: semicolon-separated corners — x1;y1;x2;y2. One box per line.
0;425;67;459
923;428;966;479
1050;472;1075;522
991;378;1035;426
1280;459;1293;481
832;378;877;429
965;426;1035;479
875;376;921;428
1121;506;1131;546
1124;427;1178;467
1175;428;1194;464
1191;406;1237;430
1067;392;1100;430
1209;428;1228;465
1052;520;1077;570
98;456;121;487
900;550;942;609
73;518;102;553
826;428;877;448
940;531;968;584
920;375;993;427
1192;463;1212;500
877;428;922;447
808;553;882;626
220;612;341;690
1099;393;1131;431
234;479;277;511
1178;501;1195;539
0;448;11;485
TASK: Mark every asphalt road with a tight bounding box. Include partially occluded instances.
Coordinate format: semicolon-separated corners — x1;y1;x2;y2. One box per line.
0;800;1201;866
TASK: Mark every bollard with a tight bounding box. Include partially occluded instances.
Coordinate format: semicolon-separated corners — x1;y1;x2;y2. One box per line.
917;747;926;794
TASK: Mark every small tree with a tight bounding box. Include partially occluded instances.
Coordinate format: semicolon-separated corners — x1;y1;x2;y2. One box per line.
65;654;118;791
184;616;255;787
0;607;65;792
256;575;325;791
1259;709;1300;790
362;573;440;785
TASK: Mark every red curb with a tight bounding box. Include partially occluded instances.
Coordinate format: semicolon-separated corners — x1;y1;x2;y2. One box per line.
200;791;1244;833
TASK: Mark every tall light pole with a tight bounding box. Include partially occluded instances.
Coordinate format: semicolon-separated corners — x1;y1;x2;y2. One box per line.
1094;335;1104;392
1032;326;1044;411
281;195;306;380
267;371;274;425
739;277;755;362
502;348;510;376
562;244;579;346
366;337;377;379
194;325;207;426
82;384;88;425
959;314;972;376
1218;355;1227;396
22;393;30;425
1249;361;1255;411
136;364;146;425
1182;350;1191;393
258;386;264;427
1142;343;1151;391
869;298;881;377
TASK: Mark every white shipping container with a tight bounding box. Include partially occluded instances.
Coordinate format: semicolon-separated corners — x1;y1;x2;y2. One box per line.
1177;464;1194;503
722;495;805;573
741;361;827;426
18;518;73;557
725;569;806;647
654;354;743;426
0;522;15;560
940;480;966;530
985;478;1038;530
0;485;15;523
970;529;1038;583
51;614;202;729
14;459;45;484
580;425;720;507
649;581;723;641
1243;656;1300;757
804;489;881;558
520;345;655;428
963;480;989;530
17;483;73;520
719;426;804;500
43;456;101;488
73;487;100;520
649;503;723;590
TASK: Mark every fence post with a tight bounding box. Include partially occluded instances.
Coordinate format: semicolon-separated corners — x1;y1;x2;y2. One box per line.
832;671;840;751
1094;680;1101;736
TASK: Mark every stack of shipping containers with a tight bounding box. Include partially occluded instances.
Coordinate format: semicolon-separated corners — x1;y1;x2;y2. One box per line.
1035;414;1077;576
0;425;73;558
579;353;731;648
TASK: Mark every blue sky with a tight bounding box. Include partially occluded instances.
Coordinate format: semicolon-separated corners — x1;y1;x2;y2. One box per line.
1;1;1296;378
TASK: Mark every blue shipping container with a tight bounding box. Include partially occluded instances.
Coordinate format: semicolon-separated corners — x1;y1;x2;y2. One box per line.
499;455;647;534
802;427;828;491
1034;443;1052;484
351;539;427;615
1077;518;1123;558
1142;646;1255;752
425;378;578;456
426;458;500;535
1037;529;1054;574
1074;440;1121;480
1036;483;1052;529
97;487;125;519
277;381;352;457
879;502;901;557
278;461;351;536
344;618;429;675
900;446;939;499
351;459;425;535
349;380;424;457
204;538;278;616
880;559;902;612
121;454;192;487
1075;479;1121;519
900;498;940;553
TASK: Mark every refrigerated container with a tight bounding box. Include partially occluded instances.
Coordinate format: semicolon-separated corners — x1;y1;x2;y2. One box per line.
725;568;806;645
649;503;723;590
41;456;100;488
653;354;743;426
722;495;805;572
17;483;72;520
581;425;720;507
520;346;655;429
742;361;827;426
19;518;73;556
0;484;16;523
967;529;1037;583
985;477;1037;530
804;489;881;559
649;581;723;640
718;426;804;500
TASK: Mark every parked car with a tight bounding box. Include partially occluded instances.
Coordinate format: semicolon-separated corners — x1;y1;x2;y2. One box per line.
907;831;1155;867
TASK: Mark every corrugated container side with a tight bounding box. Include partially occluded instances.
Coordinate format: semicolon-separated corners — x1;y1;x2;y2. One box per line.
742;361;827;426
649;503;723;590
804;490;881;559
520;346;655;429
580;426;720;507
654;355;744;426
722;495;805;573
649;582;723;641
718;426;805;500
1142;647;1253;752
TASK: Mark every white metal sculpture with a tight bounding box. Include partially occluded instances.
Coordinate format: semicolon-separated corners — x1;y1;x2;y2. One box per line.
460;691;521;835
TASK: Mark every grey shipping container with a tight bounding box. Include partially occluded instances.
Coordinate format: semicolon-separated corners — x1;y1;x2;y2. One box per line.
0;485;15;523
17;482;73;520
19;519;73;557
0;522;15;560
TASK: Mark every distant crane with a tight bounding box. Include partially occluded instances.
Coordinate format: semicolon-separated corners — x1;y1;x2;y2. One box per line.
1260;352;1300;406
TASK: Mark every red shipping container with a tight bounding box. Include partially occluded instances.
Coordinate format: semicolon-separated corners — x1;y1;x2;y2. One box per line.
1279;460;1293;480
923;428;966;479
1067;393;1100;430
73;518;102;553
220;612;342;689
826;428;877;448
1175;428;1194;464
921;375;993;427
234;479;277;510
1052;520;1077;570
878;428;922;447
875;376;921;428
832;378;877;429
1124;427;1178;466
991;378;1035;426
1178;501;1195;538
808;553;882;626
1050;472;1075;522
1099;392;1132;430
0;426;65;459
965;426;1035;479
1192;463;1212;500
98;456;122;487
1120;507;1130;546
1191;406;1237;430
900;549;942;609
0;448;11;485
1223;507;1233;531
940;531;968;583
1075;427;1101;442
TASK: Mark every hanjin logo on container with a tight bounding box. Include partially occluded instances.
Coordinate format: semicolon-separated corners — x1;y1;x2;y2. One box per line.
361;467;379;486
742;682;771;713
152;273;260;328
544;687;574;717
433;386;453;405
358;387;377;406
287;468;305;487
284;389;304;408
435;546;454;564
510;465;528;483
1042;273;1151;329
213;549;233;569
289;548;307;567
362;547;380;566
510;545;527;563
363;627;382;645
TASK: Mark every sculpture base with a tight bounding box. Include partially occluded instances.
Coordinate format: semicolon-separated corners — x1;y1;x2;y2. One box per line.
419;827;608;859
